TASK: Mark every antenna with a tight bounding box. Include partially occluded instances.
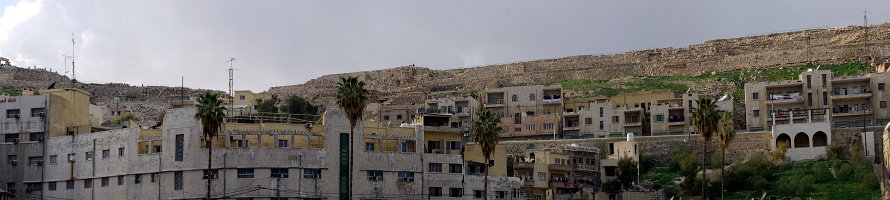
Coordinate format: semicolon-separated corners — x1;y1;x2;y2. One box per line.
57;52;71;76
226;57;237;117
71;33;76;83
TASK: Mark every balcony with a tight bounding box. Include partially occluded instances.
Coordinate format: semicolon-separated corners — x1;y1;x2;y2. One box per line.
668;121;686;126
542;95;562;104
573;164;598;172
623;121;642;127
514;162;535;170
831;92;872;100
522;180;536;188
833;110;873;117
548;164;572;172
549;180;572;188
563;126;580;131
485;98;505;107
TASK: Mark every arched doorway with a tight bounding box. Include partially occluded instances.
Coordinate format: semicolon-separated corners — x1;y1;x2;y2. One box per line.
812;131;828;147
794;132;810;148
776;133;791;148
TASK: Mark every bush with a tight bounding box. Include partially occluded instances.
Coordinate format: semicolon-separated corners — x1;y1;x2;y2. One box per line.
826;144;845;160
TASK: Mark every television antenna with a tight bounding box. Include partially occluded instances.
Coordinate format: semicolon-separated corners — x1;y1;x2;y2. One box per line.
57;51;71;76
225;57;238;116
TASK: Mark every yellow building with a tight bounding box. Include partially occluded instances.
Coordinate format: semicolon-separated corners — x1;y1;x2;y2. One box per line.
41;88;92;137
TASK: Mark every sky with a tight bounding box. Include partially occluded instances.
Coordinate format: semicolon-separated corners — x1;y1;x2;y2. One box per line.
0;0;888;92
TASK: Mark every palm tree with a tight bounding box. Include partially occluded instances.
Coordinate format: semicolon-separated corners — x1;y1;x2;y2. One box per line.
335;76;369;200
194;91;226;200
471;110;501;200
717;112;735;200
690;97;719;199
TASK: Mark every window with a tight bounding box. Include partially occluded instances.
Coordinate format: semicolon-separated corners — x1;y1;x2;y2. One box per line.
367;171;383;181
753;110;760;117
655;114;664;122
604;166;617;176
529;94;536;101
102;149;110;159
203;169;219;179
525;124;535;131
397;171;414;182
4;134;18;143
822;74;827;86
4;182;13;192
30;108;46;117
271;168;289;178
511;95;518;102
880;83;885;91
537;172;546;180
468;164;485;175
303;169;321;179
513;127;521;132
174;171;183;190
101;177;109;187
450;188;463;197
357;142;373;153
429;163;442;172
808;92;813;106
823;91;828;105
153;145;161;153
882;101;887;108
514;113;521;124
239;95;245;100
117;176;124;185
449;164;463;173
29;132;44;142
84;179;93;188
26;183;41;192
6;109;20;118
399;142;410;153
237;169;255;178
585;118;592;125
277;140;288;148
430;187;442;197
66;180;75;189
752;92;759;100
397;115;402;120
7;155;16;165
48;182;56;191
28;156;43;166
599;121;604;130
496;191;506;199
175;134;184;161
474;190;484;198
446;141;462;151
151;173;159;182
85;151;93;161
118;147;125;157
543;123;553;130
599;107;604;117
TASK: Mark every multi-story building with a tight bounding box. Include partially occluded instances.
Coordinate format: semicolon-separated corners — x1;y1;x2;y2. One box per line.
562;90;732;138
417;96;480;132
230;90;273;115
513;144;600;200
745;70;890;160
2;94;521;199
484;85;563;140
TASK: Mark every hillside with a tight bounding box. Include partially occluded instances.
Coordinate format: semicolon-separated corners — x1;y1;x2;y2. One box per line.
270;24;890;105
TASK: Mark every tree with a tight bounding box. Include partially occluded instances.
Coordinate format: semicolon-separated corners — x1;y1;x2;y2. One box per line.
335;76;368;200
717;112;735;200
111;113;141;124
676;153;701;197
255;95;280;113
616;158;639;190
194;91;226;200
282;95;319;117
690;97;719;199
471;110;501;200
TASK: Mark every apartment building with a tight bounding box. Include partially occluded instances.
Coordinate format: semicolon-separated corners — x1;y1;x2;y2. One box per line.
230;90;273;115
2;101;521;199
418;96;480;132
484;85;563;140
562;91;732;138
513;144;600;200
745;70;890;161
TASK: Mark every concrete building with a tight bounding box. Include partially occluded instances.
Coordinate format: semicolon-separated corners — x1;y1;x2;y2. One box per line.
745;70;890;160
512;144;600;200
484;85;563;140
231;90;273;115
418;96;480;132
2;99;521;199
562;91;732;139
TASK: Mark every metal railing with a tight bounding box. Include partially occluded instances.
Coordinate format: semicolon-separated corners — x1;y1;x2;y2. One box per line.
227;112;320;124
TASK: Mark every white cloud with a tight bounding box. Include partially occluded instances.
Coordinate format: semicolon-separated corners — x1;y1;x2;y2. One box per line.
0;0;41;42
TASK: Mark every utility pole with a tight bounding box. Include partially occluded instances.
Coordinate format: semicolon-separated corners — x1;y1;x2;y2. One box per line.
226;58;236;117
71;33;77;83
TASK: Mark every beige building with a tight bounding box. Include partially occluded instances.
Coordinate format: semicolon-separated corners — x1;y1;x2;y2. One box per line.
513;144;600;200
484;85;563;140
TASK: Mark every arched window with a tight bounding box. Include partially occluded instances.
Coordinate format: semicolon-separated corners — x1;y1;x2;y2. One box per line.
794;132;810;148
511;95;518;102
530;94;536;101
776;133;791;148
812;131;828;147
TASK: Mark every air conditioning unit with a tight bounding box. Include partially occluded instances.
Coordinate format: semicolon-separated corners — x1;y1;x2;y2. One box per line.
10;160;17;166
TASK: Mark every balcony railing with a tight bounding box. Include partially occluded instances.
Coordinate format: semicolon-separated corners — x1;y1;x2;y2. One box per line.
573;164;598;172
486;98;505;107
548;164;572;172
514;162;535;170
